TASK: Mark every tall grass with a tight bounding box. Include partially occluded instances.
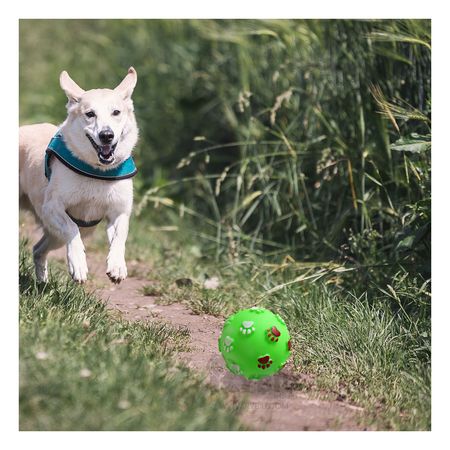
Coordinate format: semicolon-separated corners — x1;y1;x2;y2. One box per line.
133;20;431;289
20;20;430;274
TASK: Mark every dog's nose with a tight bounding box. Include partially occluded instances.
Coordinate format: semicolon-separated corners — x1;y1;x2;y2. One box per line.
99;128;114;144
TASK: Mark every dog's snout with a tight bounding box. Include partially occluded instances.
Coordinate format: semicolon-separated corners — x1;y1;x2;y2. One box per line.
99;128;114;144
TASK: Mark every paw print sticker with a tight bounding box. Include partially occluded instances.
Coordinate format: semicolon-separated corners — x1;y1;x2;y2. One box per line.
257;355;273;370
223;336;234;352
240;321;255;335
267;326;281;342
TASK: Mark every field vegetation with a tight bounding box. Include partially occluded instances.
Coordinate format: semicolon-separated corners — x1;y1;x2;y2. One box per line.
20;19;431;430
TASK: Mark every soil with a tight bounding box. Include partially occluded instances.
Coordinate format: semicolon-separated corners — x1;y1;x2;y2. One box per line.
20;215;368;431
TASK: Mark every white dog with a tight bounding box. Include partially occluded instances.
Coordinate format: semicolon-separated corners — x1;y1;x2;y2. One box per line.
19;68;139;284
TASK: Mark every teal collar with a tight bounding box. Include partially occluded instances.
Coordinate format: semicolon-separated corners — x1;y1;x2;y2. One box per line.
45;133;137;181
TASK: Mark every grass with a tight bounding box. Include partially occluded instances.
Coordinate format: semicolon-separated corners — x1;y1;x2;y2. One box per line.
276;285;431;430
19;241;244;431
20;213;431;430
116;212;431;430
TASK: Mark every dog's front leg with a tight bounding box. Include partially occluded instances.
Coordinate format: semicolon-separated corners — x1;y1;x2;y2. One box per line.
106;212;130;283
42;194;88;283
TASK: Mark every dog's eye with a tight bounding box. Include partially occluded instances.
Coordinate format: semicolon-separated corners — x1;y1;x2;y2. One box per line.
85;111;96;118
112;110;121;116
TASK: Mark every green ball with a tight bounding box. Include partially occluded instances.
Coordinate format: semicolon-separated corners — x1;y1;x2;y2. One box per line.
218;307;292;380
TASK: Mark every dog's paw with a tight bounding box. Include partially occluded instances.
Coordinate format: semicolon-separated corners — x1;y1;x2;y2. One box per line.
106;256;127;284
34;257;48;283
67;244;88;283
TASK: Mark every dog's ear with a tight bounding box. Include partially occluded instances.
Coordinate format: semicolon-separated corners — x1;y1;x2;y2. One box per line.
59;71;85;103
115;67;137;100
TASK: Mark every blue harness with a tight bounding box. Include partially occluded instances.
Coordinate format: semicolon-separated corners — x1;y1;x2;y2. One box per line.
45;133;137;227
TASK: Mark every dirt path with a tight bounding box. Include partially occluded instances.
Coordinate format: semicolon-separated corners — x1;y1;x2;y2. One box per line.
21;216;367;431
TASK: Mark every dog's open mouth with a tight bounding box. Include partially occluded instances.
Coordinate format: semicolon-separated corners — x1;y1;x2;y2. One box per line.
86;134;117;165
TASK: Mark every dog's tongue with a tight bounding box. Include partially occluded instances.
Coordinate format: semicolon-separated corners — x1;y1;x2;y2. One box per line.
100;145;112;156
